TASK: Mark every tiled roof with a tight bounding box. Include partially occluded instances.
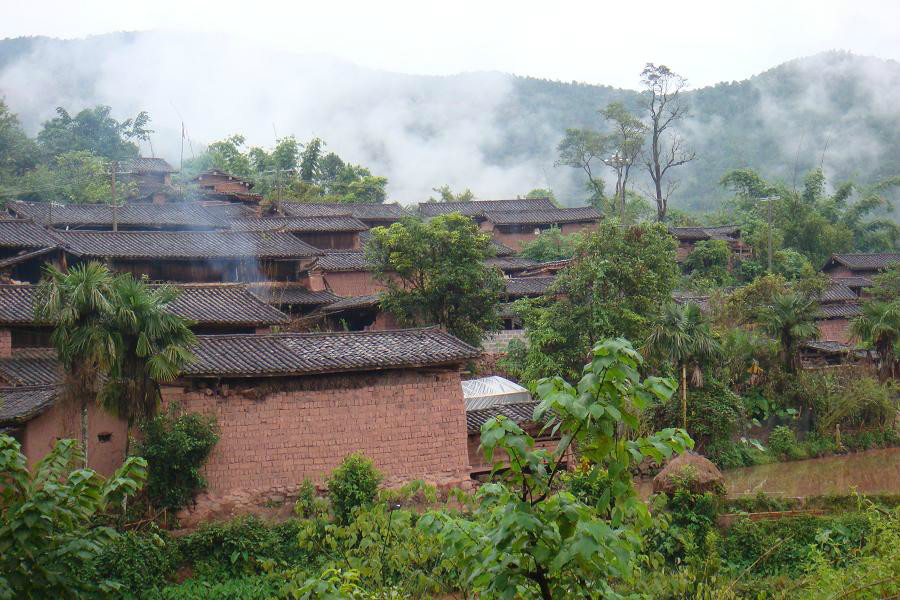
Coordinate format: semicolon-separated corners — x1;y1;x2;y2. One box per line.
668;225;740;242
0;285;37;323
819;282;858;303
183;328;480;378
0;386;58;425
672;292;711;312
818;302;861;319
483;207;600;225
248;284;341;306
118;157;176;175
8;201;248;229
192;170;254;188
505;276;555;297
57;230;321;259
164;285;289;325
466;402;541;434
0;218;61;249
322;294;382;312
832;276;874;289
801;340;853;354
0;349;61;386
229;215;368;233
313;251;370;271
0;283;288;326
281;202;407;221
484;257;539;272
418;198;557;218
824;253;900;272
518;259;572;276
490;240;517;257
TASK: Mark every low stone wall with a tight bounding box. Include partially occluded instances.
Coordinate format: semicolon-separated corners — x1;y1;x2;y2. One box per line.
482;329;526;353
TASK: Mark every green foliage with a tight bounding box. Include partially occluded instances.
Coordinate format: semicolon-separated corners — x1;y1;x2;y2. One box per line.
767;426;801;460
683;240;733;286
149;575;282;600
754;290;821;372
851;296;900;381
138;408;219;512
555;127;609;204
0;435;147;600
327;454;383;526
178;517;305;578
36;105;151;161
94;528;179;597
427;184;474;202
294;479;325;519
814;374;899;433
365;214;504;346
0;98;37;177
420;339;692;599
11;149;132;204
509;222;679;383
518;227;580;262
665;471;722;556
651;379;744;453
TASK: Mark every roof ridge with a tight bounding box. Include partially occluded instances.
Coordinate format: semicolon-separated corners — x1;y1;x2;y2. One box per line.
193;325;447;341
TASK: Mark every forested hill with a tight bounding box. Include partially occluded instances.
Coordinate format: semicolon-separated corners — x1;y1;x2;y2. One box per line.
1;32;897;210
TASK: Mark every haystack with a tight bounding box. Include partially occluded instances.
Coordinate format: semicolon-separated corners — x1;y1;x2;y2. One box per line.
652;452;724;495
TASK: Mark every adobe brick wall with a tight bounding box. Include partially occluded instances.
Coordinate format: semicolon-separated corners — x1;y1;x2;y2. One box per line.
824;266;854;278
21;399;129;477
323;271;387;297
161;368;472;523
482;329;526;353
818;318;853;344
488;221;598;252
0;328;11;358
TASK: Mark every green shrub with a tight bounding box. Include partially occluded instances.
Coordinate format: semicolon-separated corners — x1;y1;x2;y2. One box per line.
815;375;900;433
720;514;870;576
706;438;771;469
326;453;382;525
293;479;323;519
148;574;283;600
767;425;802;460
138;408;219;512
94;529;179;597
177;516;306;578
651;378;745;453
723;493;801;514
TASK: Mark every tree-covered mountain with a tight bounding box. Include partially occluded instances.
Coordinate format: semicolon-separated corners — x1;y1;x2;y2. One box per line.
0;32;896;211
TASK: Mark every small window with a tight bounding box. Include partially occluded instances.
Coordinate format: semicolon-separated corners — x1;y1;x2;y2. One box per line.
97;433;112;443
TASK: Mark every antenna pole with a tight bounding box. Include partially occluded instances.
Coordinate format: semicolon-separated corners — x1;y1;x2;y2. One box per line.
111;161;118;232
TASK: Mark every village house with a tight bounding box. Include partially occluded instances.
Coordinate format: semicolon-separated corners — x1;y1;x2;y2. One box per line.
55;230;321;283
816;279;862;345
119;157;178;204
312;293;400;332
6;200;249;232
0;218;64;283
418;198;600;251
191;169;263;205
0;328;481;498
247;283;340;317
229;215;368;250
307;250;385;297
668;225;744;263
822;253;900;279
280;202;407;229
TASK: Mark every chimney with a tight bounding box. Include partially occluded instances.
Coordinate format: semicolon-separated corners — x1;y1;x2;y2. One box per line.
0;328;12;358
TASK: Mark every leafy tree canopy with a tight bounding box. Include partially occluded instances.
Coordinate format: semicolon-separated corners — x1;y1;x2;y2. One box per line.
365;214;504;346
36;105;151;161
518;227;581;262
506;222;679;383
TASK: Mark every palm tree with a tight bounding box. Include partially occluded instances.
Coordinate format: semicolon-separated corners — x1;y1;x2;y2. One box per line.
34;262;118;467
755;291;821;373
851;300;900;381
646;302;723;431
100;275;197;458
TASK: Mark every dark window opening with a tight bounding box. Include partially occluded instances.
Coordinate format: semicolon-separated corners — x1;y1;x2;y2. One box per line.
97;432;112;443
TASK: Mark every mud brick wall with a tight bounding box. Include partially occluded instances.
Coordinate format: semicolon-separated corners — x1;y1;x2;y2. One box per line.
818;318;853;344
161;368;471;498
0;328;10;358
323;271;387;297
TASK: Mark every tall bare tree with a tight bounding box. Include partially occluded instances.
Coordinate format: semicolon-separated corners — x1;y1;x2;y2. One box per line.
600;102;646;224
640;64;696;222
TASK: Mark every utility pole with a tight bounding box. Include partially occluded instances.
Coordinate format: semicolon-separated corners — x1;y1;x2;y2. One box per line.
765;196;774;273
111;161;118;232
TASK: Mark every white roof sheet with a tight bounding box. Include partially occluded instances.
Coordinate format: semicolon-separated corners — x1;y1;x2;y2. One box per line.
462;375;532;411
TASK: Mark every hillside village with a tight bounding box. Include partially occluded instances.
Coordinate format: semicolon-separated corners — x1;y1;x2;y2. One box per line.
1;20;900;595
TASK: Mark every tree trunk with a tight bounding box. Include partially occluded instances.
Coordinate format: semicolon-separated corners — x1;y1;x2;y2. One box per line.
681;363;688;431
81;398;89;469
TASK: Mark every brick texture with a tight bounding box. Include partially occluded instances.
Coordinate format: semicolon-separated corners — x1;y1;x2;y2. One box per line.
819;318;853;344
482;329;526;353
323;271;387;297
0;328;10;358
161;368;471;502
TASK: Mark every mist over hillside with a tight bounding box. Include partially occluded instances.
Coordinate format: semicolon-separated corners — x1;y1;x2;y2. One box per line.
1;31;897;210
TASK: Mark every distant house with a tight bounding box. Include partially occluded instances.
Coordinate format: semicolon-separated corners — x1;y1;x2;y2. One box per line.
314;293;400;331
418;198;600;251
822;253;900;279
308;250;386;297
7;200;248;232
816;280;862;345
229;215;368;250
119;157;177;204
56;230;321;283
0;218;64;283
192;169;262;205
280;202;407;229
668;225;744;263
248;283;340;317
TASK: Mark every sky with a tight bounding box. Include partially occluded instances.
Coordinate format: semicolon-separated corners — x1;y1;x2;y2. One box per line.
2;0;899;89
